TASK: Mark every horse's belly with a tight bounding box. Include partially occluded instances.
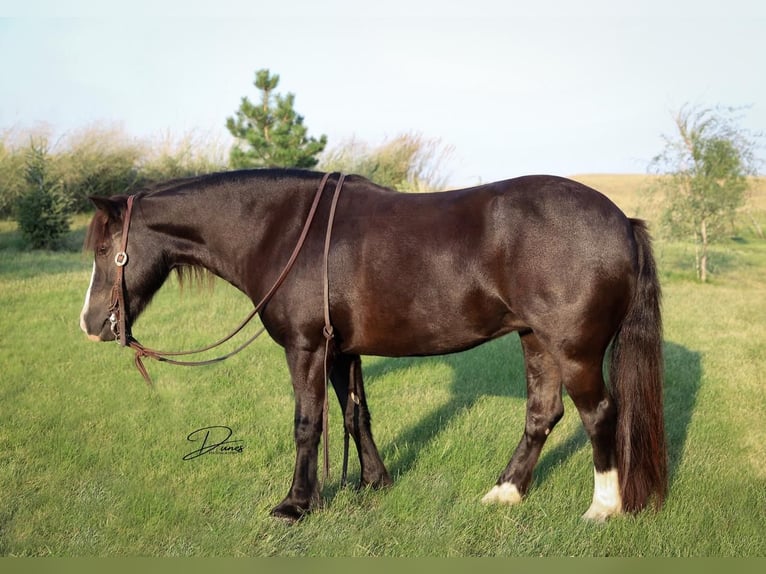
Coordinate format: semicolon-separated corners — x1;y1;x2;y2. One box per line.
339;292;524;357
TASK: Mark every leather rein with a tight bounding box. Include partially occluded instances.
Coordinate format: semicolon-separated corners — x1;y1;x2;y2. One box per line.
107;172;346;481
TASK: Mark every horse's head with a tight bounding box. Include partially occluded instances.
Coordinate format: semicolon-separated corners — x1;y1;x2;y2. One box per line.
79;195;167;343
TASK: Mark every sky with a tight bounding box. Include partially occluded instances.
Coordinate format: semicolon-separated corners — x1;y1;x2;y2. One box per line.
1;0;764;187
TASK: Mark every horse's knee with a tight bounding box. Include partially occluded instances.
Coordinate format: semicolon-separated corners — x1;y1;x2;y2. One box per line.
294;413;322;447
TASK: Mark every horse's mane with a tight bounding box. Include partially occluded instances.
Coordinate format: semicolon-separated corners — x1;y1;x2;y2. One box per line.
141;173;213;195
173;264;215;292
82;169;324;289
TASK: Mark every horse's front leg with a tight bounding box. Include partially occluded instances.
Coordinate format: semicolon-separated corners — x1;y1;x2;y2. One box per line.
271;346;327;523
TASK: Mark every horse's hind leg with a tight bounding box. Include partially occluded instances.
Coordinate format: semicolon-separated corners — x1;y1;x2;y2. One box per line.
482;331;564;505
558;352;621;521
330;353;392;489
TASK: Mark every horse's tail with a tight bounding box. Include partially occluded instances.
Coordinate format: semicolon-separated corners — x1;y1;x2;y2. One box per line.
610;219;667;513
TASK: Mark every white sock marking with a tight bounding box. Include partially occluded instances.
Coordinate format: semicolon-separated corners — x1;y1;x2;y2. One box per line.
582;467;622;522
481;482;522;505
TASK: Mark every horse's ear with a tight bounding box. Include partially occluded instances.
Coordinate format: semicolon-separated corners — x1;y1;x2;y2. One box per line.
89;195;128;221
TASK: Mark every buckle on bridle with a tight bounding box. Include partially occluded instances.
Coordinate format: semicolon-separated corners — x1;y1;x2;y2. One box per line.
114;251;128;266
109;311;120;339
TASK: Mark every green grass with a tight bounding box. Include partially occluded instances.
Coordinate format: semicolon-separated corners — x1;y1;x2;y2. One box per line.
1;181;765;557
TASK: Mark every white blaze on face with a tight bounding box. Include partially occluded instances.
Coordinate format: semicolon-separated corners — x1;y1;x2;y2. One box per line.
80;262;99;340
582;467;622;522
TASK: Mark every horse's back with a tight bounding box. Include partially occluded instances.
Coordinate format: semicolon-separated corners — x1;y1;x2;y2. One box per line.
330;175;636;357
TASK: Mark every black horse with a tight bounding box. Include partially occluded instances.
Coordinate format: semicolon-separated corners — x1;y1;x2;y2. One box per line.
80;169;666;523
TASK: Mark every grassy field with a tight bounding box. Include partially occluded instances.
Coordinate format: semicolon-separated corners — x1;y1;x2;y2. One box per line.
1;176;764;557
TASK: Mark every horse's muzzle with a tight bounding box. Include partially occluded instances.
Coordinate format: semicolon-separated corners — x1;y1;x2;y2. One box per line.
80;316;116;342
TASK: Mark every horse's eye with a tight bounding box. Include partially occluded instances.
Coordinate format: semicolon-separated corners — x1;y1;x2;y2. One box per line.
97;244;109;257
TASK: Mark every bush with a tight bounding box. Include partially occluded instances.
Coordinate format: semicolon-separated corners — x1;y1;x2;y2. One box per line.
138;130;228;183
15;141;71;250
320;132;453;191
0;130;32;218
55;124;144;212
0;124;229;218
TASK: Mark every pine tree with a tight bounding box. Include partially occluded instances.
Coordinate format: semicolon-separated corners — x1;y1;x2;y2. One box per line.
226;69;327;169
15;140;71;249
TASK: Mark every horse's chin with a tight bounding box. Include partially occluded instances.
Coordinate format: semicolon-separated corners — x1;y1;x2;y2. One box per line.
86;333;102;342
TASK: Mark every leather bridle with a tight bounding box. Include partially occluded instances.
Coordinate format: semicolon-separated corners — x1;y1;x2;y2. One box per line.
108;194;135;348
105;172;347;481
109;173;344;374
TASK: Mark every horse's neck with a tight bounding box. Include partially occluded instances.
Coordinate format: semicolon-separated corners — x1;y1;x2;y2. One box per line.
145;184;308;296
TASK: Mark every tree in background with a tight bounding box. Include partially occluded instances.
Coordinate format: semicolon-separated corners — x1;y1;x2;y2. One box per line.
0;132;26;218
650;105;760;282
1;125;229;220
15;140;71;249
320;132;454;192
226;69;327;169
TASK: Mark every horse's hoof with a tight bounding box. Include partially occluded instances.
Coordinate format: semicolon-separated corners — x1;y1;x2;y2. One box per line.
481;482;522;505
361;472;393;490
581;501;621;523
270;501;309;523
